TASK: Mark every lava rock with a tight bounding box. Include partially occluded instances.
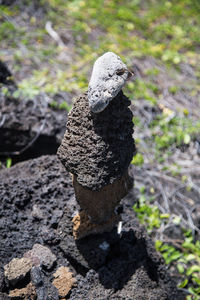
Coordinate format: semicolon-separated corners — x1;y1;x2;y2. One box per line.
0;155;184;299
0;293;10;300
57;91;135;191
52;266;76;297
0;90;67;162
9;282;36;299
4;257;32;285
72;210;120;239
0;155;74;266
24;244;57;270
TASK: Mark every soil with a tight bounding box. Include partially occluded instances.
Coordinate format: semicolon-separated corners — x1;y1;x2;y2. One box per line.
0;155;185;299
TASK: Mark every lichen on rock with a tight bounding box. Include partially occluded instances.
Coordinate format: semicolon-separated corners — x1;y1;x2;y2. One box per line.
57;90;135;191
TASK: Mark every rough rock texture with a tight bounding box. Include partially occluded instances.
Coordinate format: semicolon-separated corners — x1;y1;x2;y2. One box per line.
88;52;131;113
0;155;184;299
72;210;120;240
72;171;133;223
24;244;56;270
9;282;36;299
0;155;74;266
59;203;180;300
0;293;10;300
4;258;32;285
0;90;67;163
52;266;76;297
57;90;135;190
30;266;59;300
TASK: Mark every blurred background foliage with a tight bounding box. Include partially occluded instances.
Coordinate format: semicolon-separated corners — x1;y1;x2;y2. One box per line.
0;0;200;298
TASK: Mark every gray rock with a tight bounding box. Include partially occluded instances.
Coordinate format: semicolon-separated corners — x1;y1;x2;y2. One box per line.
24;244;56;270
31;266;46;300
88;52;132;113
0;292;10;300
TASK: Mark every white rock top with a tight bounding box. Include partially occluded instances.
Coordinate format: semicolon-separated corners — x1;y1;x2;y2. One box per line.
88;52;132;113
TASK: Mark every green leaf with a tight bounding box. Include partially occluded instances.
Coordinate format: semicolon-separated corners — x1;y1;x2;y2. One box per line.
155;240;162;250
173;216;181;225
186;265;200;276
131;153;144;166
178;279;188;288
177;263;185;274
160;213;170;219
185;254;196;262
184;133;191;144
6;158;12;168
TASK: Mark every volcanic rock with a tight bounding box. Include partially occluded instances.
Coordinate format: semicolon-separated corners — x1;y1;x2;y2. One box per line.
0;155;184;299
24;244;56;270
52;266;76;297
72;210;120;239
0;155;74;266
57;90;135;191
9;282;36;299
4;257;32;285
0;89;67;162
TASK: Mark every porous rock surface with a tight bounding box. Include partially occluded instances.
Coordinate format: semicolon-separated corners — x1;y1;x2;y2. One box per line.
88;52;130;113
4;257;32;285
57;91;135;191
24;244;56;270
52;266;76;297
0;155;184;299
9;282;36;299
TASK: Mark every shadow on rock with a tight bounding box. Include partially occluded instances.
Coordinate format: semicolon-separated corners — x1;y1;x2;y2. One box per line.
75;229;158;291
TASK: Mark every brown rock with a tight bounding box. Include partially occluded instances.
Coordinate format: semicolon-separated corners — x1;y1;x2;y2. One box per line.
72;171;132;224
9;282;36;299
52;266;76;298
4;257;32;285
24;243;56;269
72;210;120;240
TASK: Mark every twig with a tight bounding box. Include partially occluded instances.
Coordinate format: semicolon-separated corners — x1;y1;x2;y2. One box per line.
45;21;66;47
187;175;200;195
0;12;18;27
0;114;6;128
162;238;185;251
146;170;181;184
168;184;186;199
158;182;170;213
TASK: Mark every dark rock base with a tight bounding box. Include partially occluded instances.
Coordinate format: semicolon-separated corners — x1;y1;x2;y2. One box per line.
0;155;184;299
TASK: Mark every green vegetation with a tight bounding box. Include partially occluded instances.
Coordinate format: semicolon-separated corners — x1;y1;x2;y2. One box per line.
1;0;200;298
6;158;12;168
133;190;200;299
